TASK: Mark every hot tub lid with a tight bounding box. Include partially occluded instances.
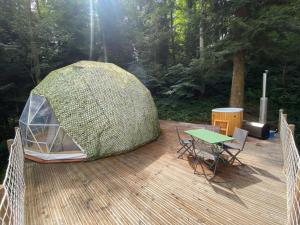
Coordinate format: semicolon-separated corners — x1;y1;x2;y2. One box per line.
212;107;243;113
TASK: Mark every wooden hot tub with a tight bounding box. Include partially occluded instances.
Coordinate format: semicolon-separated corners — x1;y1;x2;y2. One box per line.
211;108;243;136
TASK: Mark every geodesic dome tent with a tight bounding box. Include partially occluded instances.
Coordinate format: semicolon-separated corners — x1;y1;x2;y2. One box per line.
19;61;160;162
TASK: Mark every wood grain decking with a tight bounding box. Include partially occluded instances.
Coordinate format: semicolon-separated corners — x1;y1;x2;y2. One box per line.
25;120;286;225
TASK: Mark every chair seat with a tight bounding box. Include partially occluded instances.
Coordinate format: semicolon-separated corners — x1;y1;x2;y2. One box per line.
224;142;241;150
195;150;217;161
181;139;192;145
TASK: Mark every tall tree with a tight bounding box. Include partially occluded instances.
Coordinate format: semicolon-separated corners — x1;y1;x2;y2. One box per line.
230;50;245;107
199;0;205;60
229;2;248;107
204;0;300;107
27;0;41;84
169;0;176;64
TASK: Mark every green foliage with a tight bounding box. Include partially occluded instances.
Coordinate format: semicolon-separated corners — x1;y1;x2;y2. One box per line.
0;0;300;174
156;97;225;123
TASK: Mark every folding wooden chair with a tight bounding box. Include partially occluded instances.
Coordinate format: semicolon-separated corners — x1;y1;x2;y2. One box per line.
176;127;193;158
197;124;220;133
222;128;248;165
214;120;229;135
193;147;221;180
208;125;221;133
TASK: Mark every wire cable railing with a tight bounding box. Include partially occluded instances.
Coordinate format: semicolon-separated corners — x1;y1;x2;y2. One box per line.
280;110;300;225
0;128;25;225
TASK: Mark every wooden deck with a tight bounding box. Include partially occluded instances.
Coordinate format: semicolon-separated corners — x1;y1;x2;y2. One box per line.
25;120;286;225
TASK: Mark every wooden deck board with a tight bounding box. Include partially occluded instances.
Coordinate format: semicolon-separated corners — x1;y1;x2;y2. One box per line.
25;120;286;225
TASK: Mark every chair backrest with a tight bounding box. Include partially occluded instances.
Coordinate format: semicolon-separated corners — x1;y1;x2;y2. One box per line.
197;125;220;133
210;125;220;133
176;127;182;142
214;120;229;135
232;128;248;150
197;125;208;130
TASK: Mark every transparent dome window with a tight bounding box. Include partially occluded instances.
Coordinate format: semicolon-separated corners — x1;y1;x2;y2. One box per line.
19;94;82;153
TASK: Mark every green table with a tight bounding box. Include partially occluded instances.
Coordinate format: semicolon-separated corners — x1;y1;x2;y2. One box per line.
184;128;234;179
184;128;234;144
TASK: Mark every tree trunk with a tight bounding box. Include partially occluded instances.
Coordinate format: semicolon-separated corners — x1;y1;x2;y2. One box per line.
27;0;41;84
35;0;41;16
170;7;176;64
199;26;204;59
98;0;108;62
157;7;169;67
230;50;245;107
89;0;94;60
199;0;204;60
31;42;41;83
102;29;108;62
281;62;286;86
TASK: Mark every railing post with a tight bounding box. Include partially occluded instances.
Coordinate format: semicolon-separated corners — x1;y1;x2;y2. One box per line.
282;112;288;173
6;139;13;152
283;114;287;121
279;109;284;132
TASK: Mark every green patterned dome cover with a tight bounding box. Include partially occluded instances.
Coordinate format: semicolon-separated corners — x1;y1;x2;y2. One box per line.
31;61;160;160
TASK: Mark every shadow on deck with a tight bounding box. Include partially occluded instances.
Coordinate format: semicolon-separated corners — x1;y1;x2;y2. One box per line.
25;120;286;225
